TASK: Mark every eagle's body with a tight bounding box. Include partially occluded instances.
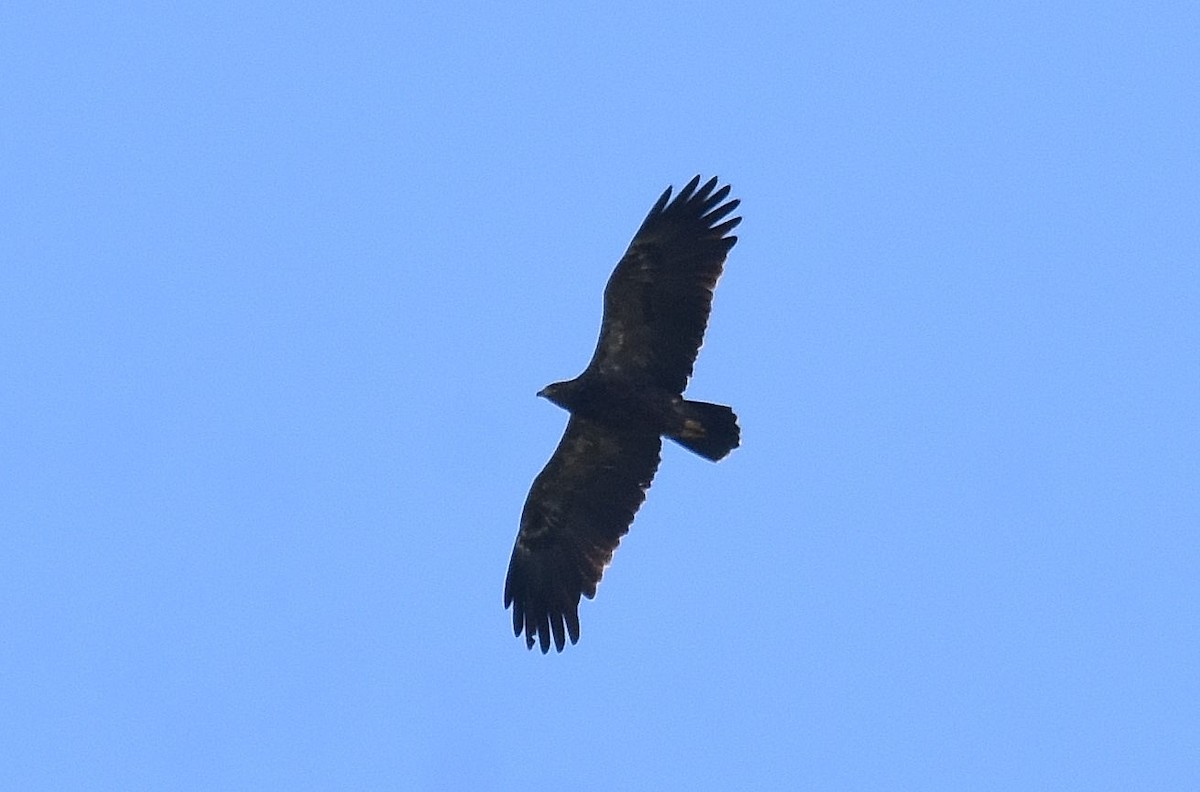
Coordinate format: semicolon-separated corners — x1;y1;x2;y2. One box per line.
504;176;741;652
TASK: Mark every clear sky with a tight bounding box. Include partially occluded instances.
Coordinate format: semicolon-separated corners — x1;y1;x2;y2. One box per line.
3;2;1198;789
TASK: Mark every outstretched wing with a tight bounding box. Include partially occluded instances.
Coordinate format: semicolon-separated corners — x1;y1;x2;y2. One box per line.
587;176;741;393
504;417;662;653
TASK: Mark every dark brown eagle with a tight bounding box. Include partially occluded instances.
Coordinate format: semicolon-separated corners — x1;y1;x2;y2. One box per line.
504;175;741;653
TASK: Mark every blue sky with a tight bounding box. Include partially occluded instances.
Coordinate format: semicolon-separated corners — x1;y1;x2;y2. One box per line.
3;2;1198;789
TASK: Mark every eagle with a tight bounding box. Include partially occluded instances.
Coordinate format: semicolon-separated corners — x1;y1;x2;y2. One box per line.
504;175;741;652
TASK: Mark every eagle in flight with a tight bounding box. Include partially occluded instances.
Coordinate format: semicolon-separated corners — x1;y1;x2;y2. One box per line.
504;176;741;652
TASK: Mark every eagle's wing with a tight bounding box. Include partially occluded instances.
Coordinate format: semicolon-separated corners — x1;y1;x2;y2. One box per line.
587;176;741;392
504;416;662;652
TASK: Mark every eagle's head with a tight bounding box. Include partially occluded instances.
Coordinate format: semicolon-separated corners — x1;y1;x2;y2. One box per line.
537;380;575;411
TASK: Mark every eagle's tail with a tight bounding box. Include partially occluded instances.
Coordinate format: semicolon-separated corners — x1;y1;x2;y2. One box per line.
671;400;740;462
